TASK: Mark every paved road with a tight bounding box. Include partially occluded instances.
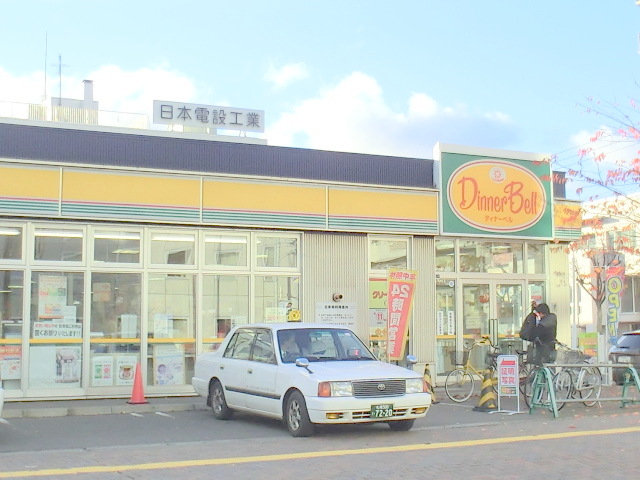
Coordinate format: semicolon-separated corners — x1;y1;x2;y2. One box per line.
1;393;639;479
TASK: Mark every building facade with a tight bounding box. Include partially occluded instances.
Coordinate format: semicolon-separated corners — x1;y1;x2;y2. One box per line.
0;112;580;401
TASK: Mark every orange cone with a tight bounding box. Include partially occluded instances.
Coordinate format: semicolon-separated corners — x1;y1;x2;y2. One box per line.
127;362;148;404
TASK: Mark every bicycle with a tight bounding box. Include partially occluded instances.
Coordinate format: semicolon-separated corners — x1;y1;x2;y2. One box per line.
552;341;602;409
522;341;602;409
444;336;500;403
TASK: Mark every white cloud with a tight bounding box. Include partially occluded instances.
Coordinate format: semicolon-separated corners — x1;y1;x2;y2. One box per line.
0;64;197;119
267;72;517;158
264;62;309;89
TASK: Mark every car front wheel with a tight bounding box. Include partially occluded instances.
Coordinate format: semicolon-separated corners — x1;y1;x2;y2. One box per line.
210;380;233;420
284;391;315;437
388;419;415;431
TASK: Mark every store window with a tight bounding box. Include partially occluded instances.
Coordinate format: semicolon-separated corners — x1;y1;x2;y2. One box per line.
0;226;23;260
94;231;141;264
370;238;408;270
202;275;249;347
254;276;299;322
435;239;455;272
622;276;640;313
256;236;298;268
148;273;195;339
0;270;24;391
34;228;83;262
526;243;546;274
147;273;196;387
459;241;523;273
204;234;248;267
29;271;84;389
90;273;142;338
150;231;195;265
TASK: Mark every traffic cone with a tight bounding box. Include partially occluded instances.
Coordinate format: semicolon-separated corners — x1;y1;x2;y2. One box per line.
423;364;438;404
472;369;497;412
127;362;148;405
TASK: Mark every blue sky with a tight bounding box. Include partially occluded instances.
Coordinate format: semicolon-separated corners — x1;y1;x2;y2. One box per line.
2;1;640;199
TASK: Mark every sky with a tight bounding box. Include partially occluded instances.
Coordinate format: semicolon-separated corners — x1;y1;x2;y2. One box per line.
2;1;640;200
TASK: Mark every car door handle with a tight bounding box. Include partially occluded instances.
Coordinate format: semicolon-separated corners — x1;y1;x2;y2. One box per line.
219;365;224;370
247;368;253;374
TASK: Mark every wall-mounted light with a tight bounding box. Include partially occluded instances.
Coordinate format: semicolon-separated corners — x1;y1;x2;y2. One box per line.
332;293;343;302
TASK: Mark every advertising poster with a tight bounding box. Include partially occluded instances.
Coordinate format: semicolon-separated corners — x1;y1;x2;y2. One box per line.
0;345;21;380
153;345;185;386
28;345;81;387
368;277;387;338
115;355;137;386
387;268;417;361
38;275;68;319
92;355;114;387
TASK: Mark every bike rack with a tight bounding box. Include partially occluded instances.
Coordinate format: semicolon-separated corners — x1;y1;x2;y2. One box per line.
529;364;640;418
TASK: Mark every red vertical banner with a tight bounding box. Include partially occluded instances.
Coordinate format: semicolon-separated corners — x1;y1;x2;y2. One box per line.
387;268;417;361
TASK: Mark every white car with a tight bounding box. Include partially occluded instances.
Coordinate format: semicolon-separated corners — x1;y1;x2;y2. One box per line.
192;323;431;437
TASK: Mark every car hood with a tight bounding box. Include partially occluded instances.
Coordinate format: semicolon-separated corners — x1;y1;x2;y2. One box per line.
296;360;421;381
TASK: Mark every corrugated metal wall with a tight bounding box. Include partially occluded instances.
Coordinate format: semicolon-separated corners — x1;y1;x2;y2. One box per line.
412;236;436;366
302;232;369;337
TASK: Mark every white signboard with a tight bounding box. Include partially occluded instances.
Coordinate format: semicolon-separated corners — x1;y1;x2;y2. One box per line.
315;303;357;328
153;100;265;133
33;322;82;339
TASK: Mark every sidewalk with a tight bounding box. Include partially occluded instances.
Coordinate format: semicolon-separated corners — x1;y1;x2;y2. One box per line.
1;395;206;419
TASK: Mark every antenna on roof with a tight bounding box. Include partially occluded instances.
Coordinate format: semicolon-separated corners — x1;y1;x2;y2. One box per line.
43;32;47;102
52;54;69;106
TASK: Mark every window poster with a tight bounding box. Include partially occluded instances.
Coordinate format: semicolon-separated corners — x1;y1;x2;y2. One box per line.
92;355;114;387
0;345;21;380
153;344;185;386
28;345;81;388
116;355;137;386
153;313;172;338
38;275;68;319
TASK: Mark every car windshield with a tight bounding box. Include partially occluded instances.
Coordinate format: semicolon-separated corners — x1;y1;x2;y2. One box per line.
277;328;376;363
616;333;640;349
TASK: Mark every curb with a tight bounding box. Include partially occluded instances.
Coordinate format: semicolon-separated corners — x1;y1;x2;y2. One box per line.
3;401;206;419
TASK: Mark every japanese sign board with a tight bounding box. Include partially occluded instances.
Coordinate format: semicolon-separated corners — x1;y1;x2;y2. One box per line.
435;143;553;239
387;268;417;361
153;100;265;133
315;303;357;328
497;354;519;397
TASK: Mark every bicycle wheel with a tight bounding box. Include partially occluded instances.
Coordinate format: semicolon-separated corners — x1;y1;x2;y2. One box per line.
577;366;602;407
522;368;537;408
552;369;573;411
445;368;474;402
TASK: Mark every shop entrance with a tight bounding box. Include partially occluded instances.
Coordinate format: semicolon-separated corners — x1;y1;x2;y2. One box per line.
436;280;525;377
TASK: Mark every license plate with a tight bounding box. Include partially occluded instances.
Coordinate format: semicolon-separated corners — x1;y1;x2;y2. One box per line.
618;355;632;363
371;404;394;418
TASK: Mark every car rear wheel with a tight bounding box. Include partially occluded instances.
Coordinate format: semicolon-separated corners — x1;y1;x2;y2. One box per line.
284;391;315;437
388;419;415;431
210;380;233;420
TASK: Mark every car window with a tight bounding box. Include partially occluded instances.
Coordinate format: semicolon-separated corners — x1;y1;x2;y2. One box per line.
278;328;375;363
617;333;640;349
251;329;276;364
223;329;255;360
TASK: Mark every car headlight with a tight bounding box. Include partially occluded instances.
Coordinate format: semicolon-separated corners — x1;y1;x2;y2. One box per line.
318;381;353;397
406;378;426;394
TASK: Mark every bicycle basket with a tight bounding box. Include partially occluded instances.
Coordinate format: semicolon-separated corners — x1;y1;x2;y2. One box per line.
450;350;468;365
555;348;583;364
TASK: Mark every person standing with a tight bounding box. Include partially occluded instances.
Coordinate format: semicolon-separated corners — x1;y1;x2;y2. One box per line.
531;303;557;366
